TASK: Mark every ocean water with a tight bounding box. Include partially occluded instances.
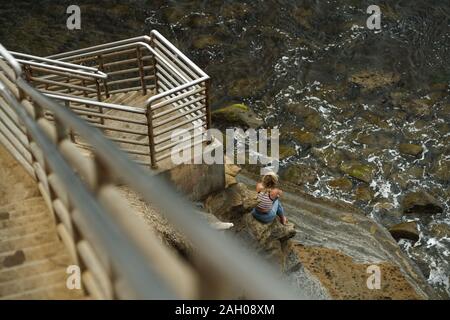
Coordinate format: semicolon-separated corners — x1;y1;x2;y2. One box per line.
1;0;449;297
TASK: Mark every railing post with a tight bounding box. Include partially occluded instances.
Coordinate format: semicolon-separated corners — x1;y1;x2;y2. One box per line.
205;78;211;130
146;105;157;169
136;47;147;96
97;55;109;99
150;37;158;94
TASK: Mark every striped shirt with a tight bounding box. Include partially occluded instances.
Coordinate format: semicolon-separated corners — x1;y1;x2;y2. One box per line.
256;191;274;212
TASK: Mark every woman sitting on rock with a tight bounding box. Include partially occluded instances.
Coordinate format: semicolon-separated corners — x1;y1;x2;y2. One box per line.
252;172;288;225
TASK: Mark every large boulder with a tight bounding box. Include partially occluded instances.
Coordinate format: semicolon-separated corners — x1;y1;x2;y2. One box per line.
349;70;400;91
204;183;257;222
399;143;424;157
340;162;375;183
402;191;443;215
212;103;264;129
388;221;420;242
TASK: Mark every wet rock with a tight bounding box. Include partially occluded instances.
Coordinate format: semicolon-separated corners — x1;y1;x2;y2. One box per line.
430;223;450;238
349;70;400;91
225;174;237;188
403;99;434;117
292;7;313;29
312;147;344;172
354;185;374;202
243;213;296;244
212;103;264;129
431;154;450;183
389;222;420;242
221;2;251;19
372;207;403;228
286;102;316;117
280;164;318;185
402;191;443;215
225;163;241;177
304;113;322;132
228;78;267;98
328;177;353;191
340;162;375;183
293;244;423;299
356;132;395;148
189;14;216;28
291;129;319;146
204;183;257;223
192;35;221;49
399;143;424;157
279;145;297;159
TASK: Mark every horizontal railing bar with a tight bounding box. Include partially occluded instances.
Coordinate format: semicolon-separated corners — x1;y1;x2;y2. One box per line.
90;122;147;135
30;76;97;93
107;136;149;147
73;109;147;125
154;113;206;137
154;129;205;153
154;122;206;146
107;65;153;76
150;86;205;111
155;137;205;162
109;86;154;94
12;51;100;72
153;105;206;129
153;95;205;120
45;93;146;114
107;75;154;86
16;59;107;79
28;66;97;82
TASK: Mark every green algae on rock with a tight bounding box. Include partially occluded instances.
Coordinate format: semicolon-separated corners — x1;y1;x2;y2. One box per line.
399;143;424;157
340;162;375;183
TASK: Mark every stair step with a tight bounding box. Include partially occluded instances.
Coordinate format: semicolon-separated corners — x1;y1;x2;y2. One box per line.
121;91;141;105
0;241;64;270
0;254;71;283
0;212;52;230
115;92;136;105
0;197;44;214
0;219;55;239
107;93;126;104
0;269;67;296
0;203;47;221
0;281;85;300
0;230;59;252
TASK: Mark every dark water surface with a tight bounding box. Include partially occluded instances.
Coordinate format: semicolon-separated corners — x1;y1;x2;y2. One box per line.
1;0;449;297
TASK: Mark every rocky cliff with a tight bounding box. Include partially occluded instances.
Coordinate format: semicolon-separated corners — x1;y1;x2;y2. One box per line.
203;165;438;299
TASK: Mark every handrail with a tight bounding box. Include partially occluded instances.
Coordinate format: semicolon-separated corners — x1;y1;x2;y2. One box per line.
12;51;101;73
0;42;303;299
7;52;107;80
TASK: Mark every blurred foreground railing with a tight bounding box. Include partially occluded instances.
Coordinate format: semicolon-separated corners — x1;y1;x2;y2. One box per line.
0;42;304;300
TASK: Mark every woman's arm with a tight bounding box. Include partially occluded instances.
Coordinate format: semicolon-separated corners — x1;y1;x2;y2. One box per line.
256;182;264;192
270;188;283;199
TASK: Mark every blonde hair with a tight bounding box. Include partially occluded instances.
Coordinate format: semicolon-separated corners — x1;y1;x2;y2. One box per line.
262;172;278;189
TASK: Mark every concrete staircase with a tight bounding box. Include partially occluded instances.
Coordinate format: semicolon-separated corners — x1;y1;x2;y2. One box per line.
0;145;85;299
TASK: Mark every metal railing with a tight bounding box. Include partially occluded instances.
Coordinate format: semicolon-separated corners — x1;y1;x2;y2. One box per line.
47;31;210;168
0;42;303;299
9;51;107;101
